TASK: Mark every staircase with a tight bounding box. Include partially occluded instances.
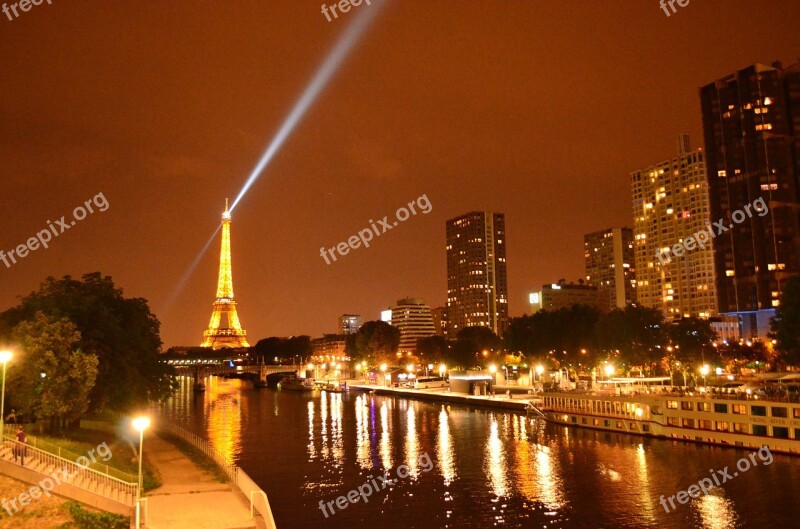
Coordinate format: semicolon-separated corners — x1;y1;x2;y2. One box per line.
0;437;138;511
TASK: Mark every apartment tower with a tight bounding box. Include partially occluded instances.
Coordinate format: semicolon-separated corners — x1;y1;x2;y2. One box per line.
446;212;509;336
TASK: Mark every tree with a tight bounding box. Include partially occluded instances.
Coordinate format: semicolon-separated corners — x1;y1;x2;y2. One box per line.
253;335;312;363
9;312;98;431
416;335;448;364
770;276;800;366
346;321;400;366
449;327;500;368
595;305;666;374
0;273;174;412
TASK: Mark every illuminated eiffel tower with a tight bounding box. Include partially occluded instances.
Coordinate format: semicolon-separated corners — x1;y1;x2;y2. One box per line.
201;199;250;349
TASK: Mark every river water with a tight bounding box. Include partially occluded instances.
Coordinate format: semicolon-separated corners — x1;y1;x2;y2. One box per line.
156;376;800;529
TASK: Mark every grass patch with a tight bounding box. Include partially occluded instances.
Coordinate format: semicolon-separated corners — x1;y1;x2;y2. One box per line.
157;432;230;483
62;502;128;529
15;427;161;491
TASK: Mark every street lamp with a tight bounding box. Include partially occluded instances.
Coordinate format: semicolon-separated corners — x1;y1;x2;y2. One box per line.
438;364;446;377
604;364;615;381
132;416;151;501
535;364;544;382
0;351;12;435
700;364;710;387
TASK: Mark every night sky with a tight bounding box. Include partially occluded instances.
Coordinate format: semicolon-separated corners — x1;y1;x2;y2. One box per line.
1;1;798;347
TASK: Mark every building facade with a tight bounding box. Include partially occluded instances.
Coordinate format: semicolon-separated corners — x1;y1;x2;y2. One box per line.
431;306;447;336
311;334;348;363
385;298;437;353
529;281;608;313
584;227;637;309
631;134;718;320
338;314;364;335
446;211;509;336
700;61;800;339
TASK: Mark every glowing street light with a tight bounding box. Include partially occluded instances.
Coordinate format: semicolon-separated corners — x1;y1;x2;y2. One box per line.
0;351;12;435
132;416;151;501
380;363;387;387
489;364;497;374
604;364;615;380
700;364;710;387
438;364;446;376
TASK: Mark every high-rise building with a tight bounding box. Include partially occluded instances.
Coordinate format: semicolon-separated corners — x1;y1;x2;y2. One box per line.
700;61;800;339
431;306;447;336
584;227;636;309
385;298;436;353
631;134;718;319
338;314;363;335
446;211;508;336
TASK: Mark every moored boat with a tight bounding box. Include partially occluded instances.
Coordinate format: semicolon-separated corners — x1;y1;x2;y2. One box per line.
529;377;800;455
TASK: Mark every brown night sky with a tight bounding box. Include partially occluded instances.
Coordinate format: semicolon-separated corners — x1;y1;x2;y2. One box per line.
1;1;799;347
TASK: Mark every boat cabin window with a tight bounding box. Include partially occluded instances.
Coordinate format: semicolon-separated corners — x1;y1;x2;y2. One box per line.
752;425;767;436
698;420;713;430
772;407;788;418
773;426;789;439
714;403;728;413
681;401;693;411
667;400;678;409
716;421;729;431
752;406;767;417
733;423;747;433
697;402;711;412
732;404;747;414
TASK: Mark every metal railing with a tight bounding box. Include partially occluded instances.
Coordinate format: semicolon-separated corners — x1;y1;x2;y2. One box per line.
0;435;138;505
161;423;277;529
2;424;137;483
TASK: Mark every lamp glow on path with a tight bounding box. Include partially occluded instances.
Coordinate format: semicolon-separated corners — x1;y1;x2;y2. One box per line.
0;351;12;435
132;416;151;500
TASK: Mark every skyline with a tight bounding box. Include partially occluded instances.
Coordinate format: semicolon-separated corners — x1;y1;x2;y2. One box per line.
1;1;800;347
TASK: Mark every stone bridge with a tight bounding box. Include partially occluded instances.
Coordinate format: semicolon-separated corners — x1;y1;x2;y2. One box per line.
170;362;304;386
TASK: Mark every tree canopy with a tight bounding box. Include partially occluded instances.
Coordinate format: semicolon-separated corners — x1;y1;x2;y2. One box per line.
8;312;98;429
344;320;400;366
0;273;174;413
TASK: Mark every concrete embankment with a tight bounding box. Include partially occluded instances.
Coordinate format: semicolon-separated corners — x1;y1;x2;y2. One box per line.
348;384;532;412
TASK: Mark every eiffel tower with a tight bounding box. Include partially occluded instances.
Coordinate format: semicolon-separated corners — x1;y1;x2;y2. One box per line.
201;199;250;349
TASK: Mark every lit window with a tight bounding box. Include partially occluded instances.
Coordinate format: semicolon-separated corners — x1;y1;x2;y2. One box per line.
726;270;735;277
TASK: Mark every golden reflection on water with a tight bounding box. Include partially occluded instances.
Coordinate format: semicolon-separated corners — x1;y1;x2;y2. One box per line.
405;404;420;476
634;444;657;523
534;444;564;511
307;401;316;460
380;401;393;470
204;376;242;464
354;395;371;469
485;414;509;497
695;493;738;529
437;407;456;486
329;391;344;463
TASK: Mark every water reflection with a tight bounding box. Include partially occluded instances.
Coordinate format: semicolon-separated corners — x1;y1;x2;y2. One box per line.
157;383;800;529
437;407;456;486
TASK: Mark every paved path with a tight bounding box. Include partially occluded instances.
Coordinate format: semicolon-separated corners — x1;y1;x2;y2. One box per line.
144;436;255;529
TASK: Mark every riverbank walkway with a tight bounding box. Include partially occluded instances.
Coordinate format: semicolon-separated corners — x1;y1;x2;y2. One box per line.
144;435;256;529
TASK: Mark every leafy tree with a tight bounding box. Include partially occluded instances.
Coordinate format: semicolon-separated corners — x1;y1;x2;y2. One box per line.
770;275;800;366
9;312;98;430
416;335;448;364
253;335;312;363
0;273;174;412
449;327;500;368
346;321;400;366
595;305;665;374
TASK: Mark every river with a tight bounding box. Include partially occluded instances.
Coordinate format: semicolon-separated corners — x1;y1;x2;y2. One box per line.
156;376;800;529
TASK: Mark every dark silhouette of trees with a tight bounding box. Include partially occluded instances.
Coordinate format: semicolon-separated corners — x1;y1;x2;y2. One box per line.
344;320;400;366
449;327;500;368
770;275;800;366
0;273;174;413
416;335;448;364
253;335;312;363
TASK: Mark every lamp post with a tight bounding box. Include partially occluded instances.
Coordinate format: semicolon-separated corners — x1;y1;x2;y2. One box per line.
439;364;446;377
132;416;151;501
700;364;710;388
604;364;615;381
535;364;544;384
0;351;12;435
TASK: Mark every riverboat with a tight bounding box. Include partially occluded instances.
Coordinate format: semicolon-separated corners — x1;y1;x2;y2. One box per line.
530;377;800;455
278;377;316;391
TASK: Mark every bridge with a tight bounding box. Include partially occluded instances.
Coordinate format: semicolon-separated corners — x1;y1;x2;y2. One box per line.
169;362;305;386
